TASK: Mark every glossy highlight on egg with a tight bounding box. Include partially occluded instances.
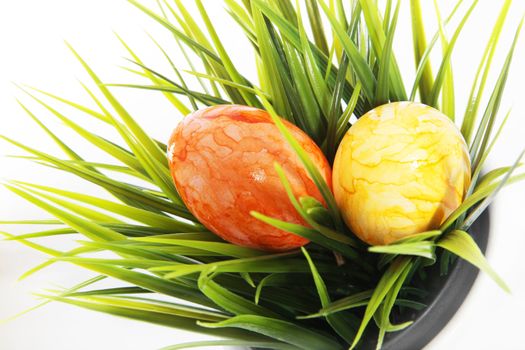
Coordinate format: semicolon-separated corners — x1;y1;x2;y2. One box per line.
168;105;331;251
333;102;471;245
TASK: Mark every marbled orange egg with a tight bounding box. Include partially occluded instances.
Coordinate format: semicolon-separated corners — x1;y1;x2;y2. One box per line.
168;105;331;251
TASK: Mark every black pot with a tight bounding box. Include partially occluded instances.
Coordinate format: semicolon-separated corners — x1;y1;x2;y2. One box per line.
362;209;490;350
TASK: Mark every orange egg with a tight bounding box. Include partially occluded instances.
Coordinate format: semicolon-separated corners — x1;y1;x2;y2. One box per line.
167;105;331;251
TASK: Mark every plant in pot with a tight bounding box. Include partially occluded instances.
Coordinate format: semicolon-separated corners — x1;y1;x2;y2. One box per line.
1;0;523;349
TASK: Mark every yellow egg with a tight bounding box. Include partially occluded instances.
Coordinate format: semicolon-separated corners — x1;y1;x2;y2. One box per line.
333;102;471;245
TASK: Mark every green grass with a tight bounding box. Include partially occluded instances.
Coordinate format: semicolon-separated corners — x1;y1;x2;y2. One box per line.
1;1;524;349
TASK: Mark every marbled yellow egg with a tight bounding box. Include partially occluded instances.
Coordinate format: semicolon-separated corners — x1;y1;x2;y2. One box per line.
333;102;471;245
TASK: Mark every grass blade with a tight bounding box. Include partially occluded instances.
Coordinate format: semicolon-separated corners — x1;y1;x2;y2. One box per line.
410;0;434;104
318;0;376;102
198;271;282;319
461;0;512;144
199;315;343;350
305;0;329;55
374;1;400;106
350;257;412;349
433;0;455;119
160;340;300;350
428;1;478;108
256;92;344;231
369;241;436;260
437;230;509;292
42;294;259;341
470;19;523;167
358;0;407;101
302;247;357;344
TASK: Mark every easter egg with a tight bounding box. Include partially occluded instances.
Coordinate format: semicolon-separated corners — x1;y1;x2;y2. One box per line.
333;102;471;245
168;105;331;251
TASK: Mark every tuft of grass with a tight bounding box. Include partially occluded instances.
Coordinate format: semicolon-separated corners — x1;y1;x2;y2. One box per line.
1;1;524;349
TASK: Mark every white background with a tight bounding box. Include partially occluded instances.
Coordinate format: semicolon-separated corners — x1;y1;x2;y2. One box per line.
0;1;524;349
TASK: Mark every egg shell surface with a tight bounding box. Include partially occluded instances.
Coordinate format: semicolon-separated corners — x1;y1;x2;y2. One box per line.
168;105;332;251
